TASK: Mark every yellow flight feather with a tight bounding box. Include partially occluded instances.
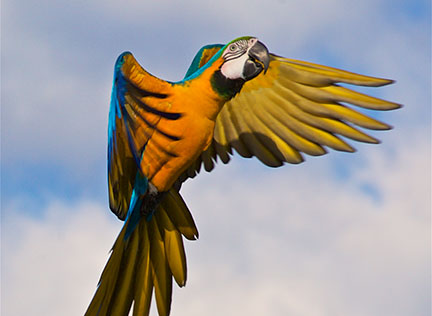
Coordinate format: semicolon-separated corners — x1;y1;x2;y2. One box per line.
278;57;394;87
187;53;400;178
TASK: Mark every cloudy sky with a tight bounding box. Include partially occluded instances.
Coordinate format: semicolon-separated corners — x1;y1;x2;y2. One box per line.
1;0;430;315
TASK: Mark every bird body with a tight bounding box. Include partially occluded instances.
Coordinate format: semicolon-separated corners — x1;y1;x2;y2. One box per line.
114;52;226;192
86;36;400;316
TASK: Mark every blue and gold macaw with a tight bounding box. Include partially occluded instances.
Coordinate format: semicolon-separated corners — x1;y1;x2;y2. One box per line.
85;36;400;316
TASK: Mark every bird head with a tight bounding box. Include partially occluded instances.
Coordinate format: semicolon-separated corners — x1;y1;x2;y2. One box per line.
209;36;270;100
220;36;270;81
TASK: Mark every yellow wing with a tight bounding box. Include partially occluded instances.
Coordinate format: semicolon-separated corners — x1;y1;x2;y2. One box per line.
179;54;401;181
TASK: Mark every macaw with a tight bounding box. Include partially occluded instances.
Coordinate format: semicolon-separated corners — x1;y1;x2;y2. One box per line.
85;36;400;316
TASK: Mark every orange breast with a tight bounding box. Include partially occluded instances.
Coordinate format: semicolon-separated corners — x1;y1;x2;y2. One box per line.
139;58;226;192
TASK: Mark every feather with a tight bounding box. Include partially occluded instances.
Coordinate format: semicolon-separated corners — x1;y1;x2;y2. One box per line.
278;57;394;87
158;205;187;287
85;189;197;316
132;222;153;316
149;217;172;316
162;189;199;240
107;229;139;315
177;51;399;184
108;52;176;219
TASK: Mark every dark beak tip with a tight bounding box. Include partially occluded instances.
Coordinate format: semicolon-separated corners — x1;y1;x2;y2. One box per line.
263;60;270;73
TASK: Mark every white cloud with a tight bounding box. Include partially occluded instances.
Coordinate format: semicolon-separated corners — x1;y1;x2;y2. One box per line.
1;200;122;316
2;134;429;316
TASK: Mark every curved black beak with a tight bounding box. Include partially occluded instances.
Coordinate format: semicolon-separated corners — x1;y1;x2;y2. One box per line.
243;40;270;81
248;40;270;73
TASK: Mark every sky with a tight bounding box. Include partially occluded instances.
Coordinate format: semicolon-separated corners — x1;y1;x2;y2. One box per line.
1;0;431;315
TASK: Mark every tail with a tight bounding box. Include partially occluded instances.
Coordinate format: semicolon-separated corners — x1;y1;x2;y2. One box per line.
85;188;198;316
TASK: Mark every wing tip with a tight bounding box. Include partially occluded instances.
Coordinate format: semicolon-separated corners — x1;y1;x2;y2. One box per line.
380;122;394;131
378;99;402;110
391;102;403;110
369;77;395;87
115;51;133;66
338;144;356;153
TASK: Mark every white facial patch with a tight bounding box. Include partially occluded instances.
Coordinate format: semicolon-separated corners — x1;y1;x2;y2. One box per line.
220;53;250;80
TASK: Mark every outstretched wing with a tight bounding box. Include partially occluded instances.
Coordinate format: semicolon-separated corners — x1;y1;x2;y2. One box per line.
179;53;401;182
108;52;180;219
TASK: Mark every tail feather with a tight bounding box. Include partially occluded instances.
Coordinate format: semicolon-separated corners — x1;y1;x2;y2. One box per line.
158;206;187;287
86;226;127;316
132;223;152;316
162;190;199;240
109;231;139;314
85;189;197;316
149;217;173;316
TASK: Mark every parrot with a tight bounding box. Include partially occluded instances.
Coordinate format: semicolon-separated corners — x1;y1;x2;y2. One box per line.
85;36;400;316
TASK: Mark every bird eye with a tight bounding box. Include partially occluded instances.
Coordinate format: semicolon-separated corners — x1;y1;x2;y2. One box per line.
229;44;237;51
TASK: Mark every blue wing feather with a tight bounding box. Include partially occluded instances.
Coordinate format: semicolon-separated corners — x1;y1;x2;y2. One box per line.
124;173;148;239
108;52;142;169
108;52;131;171
108;52;149;221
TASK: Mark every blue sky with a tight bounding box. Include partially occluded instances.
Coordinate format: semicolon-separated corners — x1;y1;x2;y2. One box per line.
2;0;431;315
